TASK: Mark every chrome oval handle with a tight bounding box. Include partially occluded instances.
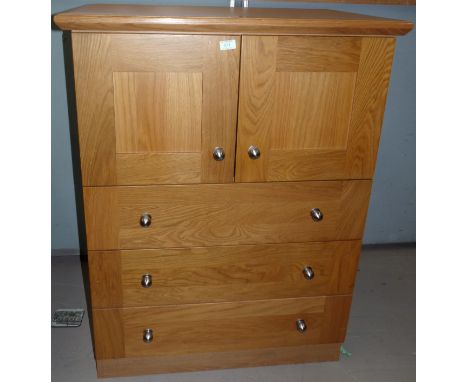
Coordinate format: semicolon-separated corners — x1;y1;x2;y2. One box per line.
141;274;152;288
296;319;307;333
213;147;225;161
247;145;261;160
143;328;153;343
140;213;152;228
310;208;323;222
303;266;314;280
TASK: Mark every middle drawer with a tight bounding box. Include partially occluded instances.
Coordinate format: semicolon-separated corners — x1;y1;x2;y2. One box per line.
89;241;361;308
83;180;371;250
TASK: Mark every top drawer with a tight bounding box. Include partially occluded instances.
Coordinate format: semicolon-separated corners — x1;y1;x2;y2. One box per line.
83;180;371;250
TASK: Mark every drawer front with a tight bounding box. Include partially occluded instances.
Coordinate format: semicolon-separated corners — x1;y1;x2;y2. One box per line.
92;295;352;359
89;241;360;308
83;180;371;250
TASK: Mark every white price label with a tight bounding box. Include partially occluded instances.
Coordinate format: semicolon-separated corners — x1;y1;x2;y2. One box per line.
219;40;237;51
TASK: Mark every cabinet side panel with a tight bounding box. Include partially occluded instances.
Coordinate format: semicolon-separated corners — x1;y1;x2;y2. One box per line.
320;295;353;343
345;37;396;178
72;33;116;186
93;308;125;359
83;186;119;250
88;251;123;308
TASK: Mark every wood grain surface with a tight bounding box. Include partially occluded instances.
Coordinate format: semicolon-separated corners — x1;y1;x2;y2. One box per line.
72;33;116;186
113;71;203;153
236;36;396;182
89;241;361;308
61;9;409;375
344;37;396;178
110;34;205;72
83;180;372;250
269;72;356;150
115;153;202;185
235;36;277;182
72;33;239;186
96;343;340;377
200;35;240;183
92;295;352;359
54;5;413;36
276;36;361;72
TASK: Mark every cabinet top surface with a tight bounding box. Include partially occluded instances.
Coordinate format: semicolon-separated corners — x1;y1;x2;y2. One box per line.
53;4;413;36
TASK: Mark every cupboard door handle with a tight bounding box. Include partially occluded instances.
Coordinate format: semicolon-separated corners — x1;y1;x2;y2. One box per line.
213;147;225;161
310;208;323;222
296;319;307;333
140;213;152;227
143;328;154;343
303;266;314;280
247;145;261;160
141;274;152;288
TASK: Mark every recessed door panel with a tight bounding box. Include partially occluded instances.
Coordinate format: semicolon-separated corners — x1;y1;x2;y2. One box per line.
269;72;355;150
113;72;203;153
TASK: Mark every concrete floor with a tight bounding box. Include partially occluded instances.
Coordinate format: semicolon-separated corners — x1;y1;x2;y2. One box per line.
51;245;415;382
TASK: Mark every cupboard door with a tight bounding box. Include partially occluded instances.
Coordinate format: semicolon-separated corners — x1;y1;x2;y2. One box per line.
236;36;395;182
72;34;240;186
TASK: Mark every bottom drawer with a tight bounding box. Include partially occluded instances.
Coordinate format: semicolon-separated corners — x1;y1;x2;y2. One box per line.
93;295;352;359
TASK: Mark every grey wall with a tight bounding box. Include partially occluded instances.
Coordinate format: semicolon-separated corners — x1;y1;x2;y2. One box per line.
51;1;415;254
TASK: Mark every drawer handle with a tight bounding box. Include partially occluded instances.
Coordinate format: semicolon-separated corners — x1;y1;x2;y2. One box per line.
247;145;261;160
310;208;323;222
213;147;225;161
140;213;152;228
143;328;154;343
296;319;307;333
303;266;315;280
141;274;152;288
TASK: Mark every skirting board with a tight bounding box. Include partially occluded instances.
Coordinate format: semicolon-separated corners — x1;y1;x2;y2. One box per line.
96;343;341;378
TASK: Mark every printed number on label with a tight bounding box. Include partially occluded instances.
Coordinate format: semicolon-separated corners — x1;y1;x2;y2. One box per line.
219;40;236;51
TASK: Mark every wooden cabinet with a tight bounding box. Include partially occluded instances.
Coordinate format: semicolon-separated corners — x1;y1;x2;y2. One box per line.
54;4;412;378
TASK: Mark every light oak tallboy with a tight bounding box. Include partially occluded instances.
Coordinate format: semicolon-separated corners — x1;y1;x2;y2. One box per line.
54;4;413;378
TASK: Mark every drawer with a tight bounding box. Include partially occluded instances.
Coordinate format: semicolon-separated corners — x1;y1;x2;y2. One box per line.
89;241;361;308
83;180;371;250
92;295;352;359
